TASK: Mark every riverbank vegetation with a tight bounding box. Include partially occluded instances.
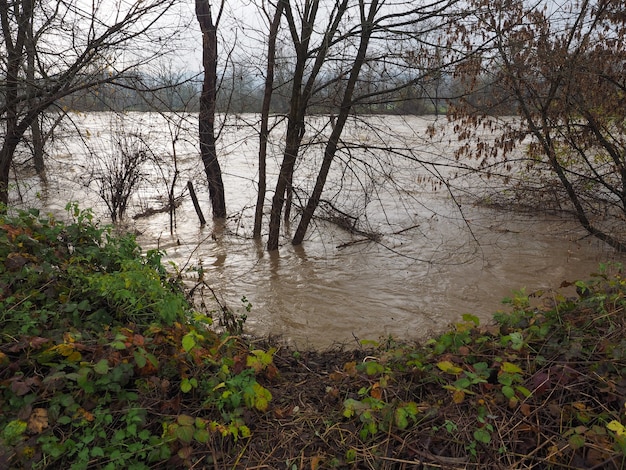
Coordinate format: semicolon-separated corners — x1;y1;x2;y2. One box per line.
2;206;626;469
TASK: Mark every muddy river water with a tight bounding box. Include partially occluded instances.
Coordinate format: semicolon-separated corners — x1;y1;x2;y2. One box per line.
19;113;623;348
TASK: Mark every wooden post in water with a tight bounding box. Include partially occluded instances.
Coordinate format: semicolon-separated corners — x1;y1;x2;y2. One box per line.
187;181;206;227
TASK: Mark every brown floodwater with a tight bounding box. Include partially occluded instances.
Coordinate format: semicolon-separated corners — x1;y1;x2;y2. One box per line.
16;112;623;348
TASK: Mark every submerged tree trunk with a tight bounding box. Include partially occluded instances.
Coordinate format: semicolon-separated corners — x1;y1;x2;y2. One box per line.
266;0;313;251
292;0;378;245
254;1;284;239
196;0;226;219
266;0;348;250
1;0;30;205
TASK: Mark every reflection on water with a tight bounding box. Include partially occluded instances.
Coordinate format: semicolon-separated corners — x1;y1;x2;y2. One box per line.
18;113;624;348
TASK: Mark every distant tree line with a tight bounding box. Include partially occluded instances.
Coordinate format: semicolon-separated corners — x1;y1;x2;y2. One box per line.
56;69;513;116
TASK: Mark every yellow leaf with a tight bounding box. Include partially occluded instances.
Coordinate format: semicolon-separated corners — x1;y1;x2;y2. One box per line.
452;389;465;404
437;361;463;375
607;420;626;436
572;402;586;411
55;343;74;356
66;351;82;362
63;332;76;344
501;362;523;374
252;383;272;412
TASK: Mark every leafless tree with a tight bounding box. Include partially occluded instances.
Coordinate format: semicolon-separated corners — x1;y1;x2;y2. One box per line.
91;123;152;223
143;66;201;234
254;0;285;240
195;0;227;219
0;0;184;205
244;0;466;250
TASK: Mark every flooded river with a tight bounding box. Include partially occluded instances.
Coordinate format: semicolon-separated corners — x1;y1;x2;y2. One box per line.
15;112;622;348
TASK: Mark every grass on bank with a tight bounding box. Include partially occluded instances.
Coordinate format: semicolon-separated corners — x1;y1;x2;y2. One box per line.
1;205;626;469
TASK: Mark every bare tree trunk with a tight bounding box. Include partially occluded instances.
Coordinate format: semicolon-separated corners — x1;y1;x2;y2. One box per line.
25;3;44;177
293;0;378;245
253;1;284;239
1;0;31;205
284;176;293;224
31;120;44;175
187;180;206;227
266;0;348;250
196;0;226;219
0;140;17;206
266;0;314;251
267;115;305;250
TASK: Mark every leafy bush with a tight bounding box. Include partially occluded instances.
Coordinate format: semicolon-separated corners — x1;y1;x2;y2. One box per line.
0;203;189;335
0;204;275;469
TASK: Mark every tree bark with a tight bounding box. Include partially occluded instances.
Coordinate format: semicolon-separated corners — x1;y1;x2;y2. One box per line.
196;0;226;219
25;0;44;176
266;0;314;251
0;0;31;204
253;1;284;239
266;0;348;250
292;0;378;245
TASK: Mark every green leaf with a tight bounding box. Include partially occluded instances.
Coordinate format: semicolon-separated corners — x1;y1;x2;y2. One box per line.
498;375;513;386
364;361;385;376
57;416;72;425
109;341;127;350
175;425;194;443
177;414;195;427
473;428;491;444
181;333;196;352
395;408;409;429
239;425;251;438
569;434;585;450
91;447;105;458
502;385;515;399
194;428;210;444
2;420;27;442
509;332;525;350
462;313;480;326
93;359;109;375
133;351;147;368
180;378;192;393
146;353;158;368
454;377;472;389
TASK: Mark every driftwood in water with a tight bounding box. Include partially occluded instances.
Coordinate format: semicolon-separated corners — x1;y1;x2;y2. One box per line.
133;196;183;220
317;199;381;243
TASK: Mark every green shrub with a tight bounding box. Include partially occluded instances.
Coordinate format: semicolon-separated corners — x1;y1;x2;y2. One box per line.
0;204;274;469
0;203;189;336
